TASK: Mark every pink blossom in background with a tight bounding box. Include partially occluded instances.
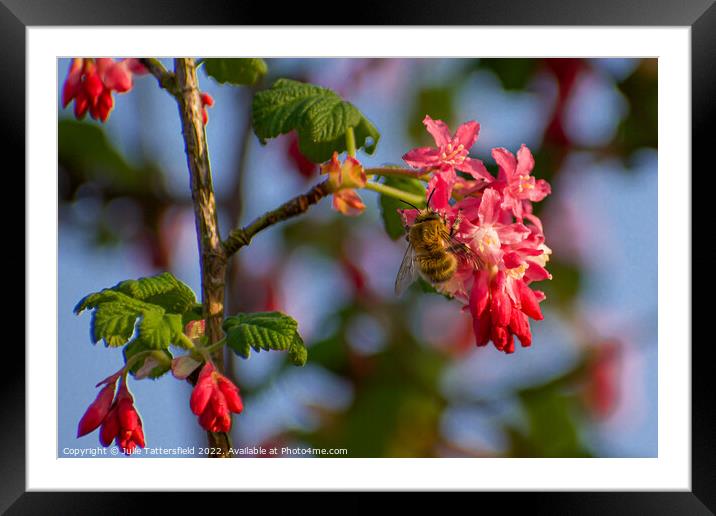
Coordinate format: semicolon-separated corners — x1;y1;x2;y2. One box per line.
62;58;147;122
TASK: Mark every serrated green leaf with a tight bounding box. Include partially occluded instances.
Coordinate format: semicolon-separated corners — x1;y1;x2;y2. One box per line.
90;301;139;347
378;175;426;240
223;311;307;366
138;311;183;350
123;340;172;380
204;58;267;86
76;290;158;348
75;273;198;351
114;272;196;314
288;335;308;366
74;289;156;315
252;78;380;162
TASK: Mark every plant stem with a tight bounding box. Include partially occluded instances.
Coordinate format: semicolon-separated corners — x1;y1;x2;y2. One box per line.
173;58;232;457
345;127;356;158
362;181;426;207
223;181;330;257
365;167;428;180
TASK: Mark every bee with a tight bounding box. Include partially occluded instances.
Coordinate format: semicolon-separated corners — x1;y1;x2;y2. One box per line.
394;196;477;296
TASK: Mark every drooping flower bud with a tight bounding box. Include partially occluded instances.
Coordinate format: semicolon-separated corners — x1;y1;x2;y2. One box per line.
97;382;145;454
77;379;117;437
200;92;214;125
190;362;243;433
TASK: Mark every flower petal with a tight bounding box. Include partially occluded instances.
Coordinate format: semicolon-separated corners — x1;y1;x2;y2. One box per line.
469;271;490;318
497;223;530;244
427;173;452;210
515;280;544;320
190;378;213;415
402;147;441;169
509;308;532;347
217;377;244;414
341;156;367;189
399;208;420;227
423;115;452;147
320;152;342;190
332;189;365;216
100;60;134;92
525;261;552;282
458;157;493;182
477;188;501;226
490;273;511;327
515;144;535;178
77;382;116;437
492;147;517;182
528;179;551;202
454;120;480;148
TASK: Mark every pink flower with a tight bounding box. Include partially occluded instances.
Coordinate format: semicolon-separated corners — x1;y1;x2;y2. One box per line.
403;115;492;205
320;152;367;216
62;58;147;122
492;145;551;219
190;362;244;433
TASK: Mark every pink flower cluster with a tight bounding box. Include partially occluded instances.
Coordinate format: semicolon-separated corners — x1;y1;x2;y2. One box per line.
402;116;552;354
62;58;147;122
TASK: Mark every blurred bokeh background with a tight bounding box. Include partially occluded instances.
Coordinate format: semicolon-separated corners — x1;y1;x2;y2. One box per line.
58;58;657;458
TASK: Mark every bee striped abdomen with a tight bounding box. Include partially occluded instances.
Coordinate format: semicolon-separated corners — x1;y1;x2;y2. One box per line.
417;251;457;283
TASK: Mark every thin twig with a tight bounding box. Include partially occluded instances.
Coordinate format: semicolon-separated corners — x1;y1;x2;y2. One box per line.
223;181;331;257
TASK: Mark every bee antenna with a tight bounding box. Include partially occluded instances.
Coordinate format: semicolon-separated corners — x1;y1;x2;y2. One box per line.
400;200;420;210
426;186;437;209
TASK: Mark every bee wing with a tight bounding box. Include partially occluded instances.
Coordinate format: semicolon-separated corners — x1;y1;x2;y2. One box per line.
394;243;418;296
446;233;480;270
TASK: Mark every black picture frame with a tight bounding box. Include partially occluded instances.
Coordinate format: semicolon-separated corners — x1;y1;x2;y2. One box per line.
4;0;708;512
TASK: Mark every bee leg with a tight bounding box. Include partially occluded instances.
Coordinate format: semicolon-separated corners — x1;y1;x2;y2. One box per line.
450;209;463;237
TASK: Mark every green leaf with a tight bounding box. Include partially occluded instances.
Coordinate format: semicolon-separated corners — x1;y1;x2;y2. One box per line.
114;272;196;314
90;301;140;347
204;58;267;86
378;175;426;240
223;311;307;366
138;311;184;350
58;119;140;189
74;273;198;350
252;78;380;162
76;290;158;348
123;340;172;380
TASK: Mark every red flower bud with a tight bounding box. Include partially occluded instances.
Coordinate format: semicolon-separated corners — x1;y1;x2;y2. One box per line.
190;362;243;433
200;92;214;125
77;380;117;437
